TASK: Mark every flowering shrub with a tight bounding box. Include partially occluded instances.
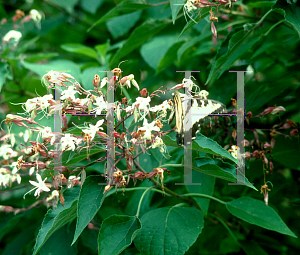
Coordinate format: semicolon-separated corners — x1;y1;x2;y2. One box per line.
0;1;299;255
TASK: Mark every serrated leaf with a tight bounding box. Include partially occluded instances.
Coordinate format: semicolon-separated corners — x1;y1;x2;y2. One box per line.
169;0;185;24
98;215;141;255
32;186;80;255
61;43;99;60
72;175;106;245
88;0;151;31
134;206;204;255
226;197;297;238
109;19;170;66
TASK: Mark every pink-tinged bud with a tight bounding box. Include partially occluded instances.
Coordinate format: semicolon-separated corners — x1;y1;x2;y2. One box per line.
211;22;217;37
39;150;47;157
245;151;251;160
252;150;259;159
93;74;100;88
290;129;299;137
62;114;68;130
36;161;47;169
253;130;259;145
280;119;296;129
113;132;121;139
221;14;230;21
244;139;250;147
246;111;252;118
271;106;286;115
172;84;184;90
270;138;275;151
134;171;146;180
139;88;148;97
262;153;268;166
96;131;107;138
122;97;128;105
1;18;7;24
263;142;271;149
21;162;35;168
264;191;268;206
88;223;95;229
269;161;273;173
21;15;31;23
120;76;127;84
261;107;274;116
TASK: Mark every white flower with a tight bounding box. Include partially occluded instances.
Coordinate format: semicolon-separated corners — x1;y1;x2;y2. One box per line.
24;173;50;198
61;134;77;151
0;145;14;160
24;98;38;112
100;77;108;88
133;97;151;112
30;9;42;23
94;96;107;115
150;100;171;113
61;86;81;102
138;119;160;140
152;136;167;153
82;120;104;140
39;94;53;110
41;127;55;144
198;90;209;99
3;30;22;45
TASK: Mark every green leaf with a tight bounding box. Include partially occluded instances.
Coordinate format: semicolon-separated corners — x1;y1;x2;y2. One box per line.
22;59;81;83
226;197;297;238
161;159;256;190
134;206;204;255
98;215;141;255
61;43;99;60
72;175;106;245
88;0;151;31
80;0;104;14
156;41;184;74
162;134;237;164
106;11;142;39
0;213;22;241
63;145;105;167
186;171;216;216
239;240;268;255
141;35;177;70
169;0;185;24
40;224;76;255
178;7;211;39
81;66;106;90
23;52;59;63
32;186;80;255
273;1;300;36
248;1;276;9
0;62;9;92
47;0;79;13
271;136;300;170
109;19;170;66
205;23;264;84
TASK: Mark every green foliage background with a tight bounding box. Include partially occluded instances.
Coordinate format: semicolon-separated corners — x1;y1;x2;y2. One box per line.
0;0;300;254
